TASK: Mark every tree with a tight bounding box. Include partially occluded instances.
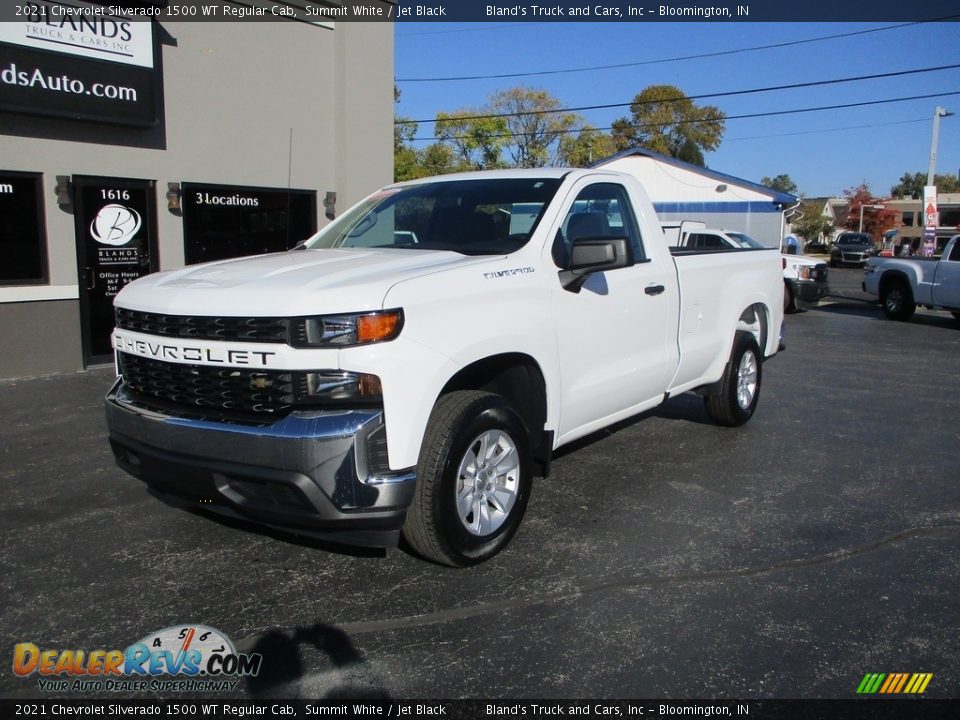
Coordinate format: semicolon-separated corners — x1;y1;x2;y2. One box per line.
890;171;959;199
792;202;833;243
610;84;725;166
394;86;423;182
434;110;508;170
841;184;898;241
557;126;616;167
761;174;799;195
489;87;583;168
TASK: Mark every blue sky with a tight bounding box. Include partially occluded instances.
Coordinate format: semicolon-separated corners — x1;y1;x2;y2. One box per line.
394;21;960;198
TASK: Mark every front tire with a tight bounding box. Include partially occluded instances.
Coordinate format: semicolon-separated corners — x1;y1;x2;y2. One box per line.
402;391;533;567
704;331;763;427
880;280;915;321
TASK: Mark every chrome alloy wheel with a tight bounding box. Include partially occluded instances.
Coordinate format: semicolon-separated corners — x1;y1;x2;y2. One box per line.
885;287;904;314
736;349;759;411
455;430;520;536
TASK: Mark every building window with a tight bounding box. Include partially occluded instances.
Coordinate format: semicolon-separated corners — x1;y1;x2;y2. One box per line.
0;171;48;285
901;211;915;227
181;183;317;265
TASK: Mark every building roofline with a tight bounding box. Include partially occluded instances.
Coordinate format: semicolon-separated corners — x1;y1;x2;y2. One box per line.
590;146;799;206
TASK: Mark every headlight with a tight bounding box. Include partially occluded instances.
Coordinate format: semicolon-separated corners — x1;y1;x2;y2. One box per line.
798;266;812;280
290;309;403;348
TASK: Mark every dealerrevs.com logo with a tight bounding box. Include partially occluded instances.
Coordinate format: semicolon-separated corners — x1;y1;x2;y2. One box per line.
13;624;262;693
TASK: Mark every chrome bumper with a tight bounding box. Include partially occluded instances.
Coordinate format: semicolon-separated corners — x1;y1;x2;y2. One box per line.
104;380;416;547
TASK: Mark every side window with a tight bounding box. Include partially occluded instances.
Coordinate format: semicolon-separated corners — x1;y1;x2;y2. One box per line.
949;240;960;262
687;233;727;250
555;183;646;266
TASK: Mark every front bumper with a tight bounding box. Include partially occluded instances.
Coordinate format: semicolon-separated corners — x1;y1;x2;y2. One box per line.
105;380;416;547
787;278;830;309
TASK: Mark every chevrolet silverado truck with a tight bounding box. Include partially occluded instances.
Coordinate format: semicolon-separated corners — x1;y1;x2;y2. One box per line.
666;224;829;313
105;169;784;566
864;233;960;321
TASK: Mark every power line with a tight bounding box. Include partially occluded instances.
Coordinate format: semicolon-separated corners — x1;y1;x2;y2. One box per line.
395;17;960;83
395;63;960;125
724;118;930;142
408;91;960;143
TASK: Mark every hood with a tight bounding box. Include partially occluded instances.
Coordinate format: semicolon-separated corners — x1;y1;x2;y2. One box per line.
115;248;490;316
783;253;823;267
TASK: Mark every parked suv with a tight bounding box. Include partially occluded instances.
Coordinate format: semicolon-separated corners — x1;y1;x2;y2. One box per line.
830;232;877;267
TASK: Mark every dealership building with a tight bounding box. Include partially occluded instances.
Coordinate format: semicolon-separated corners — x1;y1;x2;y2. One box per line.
0;5;394;378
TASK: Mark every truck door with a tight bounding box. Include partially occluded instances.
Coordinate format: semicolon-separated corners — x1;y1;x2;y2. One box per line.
932;238;960;309
549;180;678;440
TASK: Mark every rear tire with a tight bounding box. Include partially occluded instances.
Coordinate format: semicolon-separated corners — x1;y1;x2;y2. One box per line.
402;391;533;567
783;283;796;314
704;331;762;427
880;279;915;321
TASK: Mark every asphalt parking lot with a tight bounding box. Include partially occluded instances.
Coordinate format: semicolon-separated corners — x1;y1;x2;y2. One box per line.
2;265;959;700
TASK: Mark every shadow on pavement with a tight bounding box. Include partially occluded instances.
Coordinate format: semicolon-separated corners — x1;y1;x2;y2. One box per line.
245;623;391;699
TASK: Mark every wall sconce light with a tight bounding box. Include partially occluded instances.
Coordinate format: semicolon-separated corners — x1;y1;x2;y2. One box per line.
55;175;73;209
715;184;728;193
324;191;337;220
166;182;182;214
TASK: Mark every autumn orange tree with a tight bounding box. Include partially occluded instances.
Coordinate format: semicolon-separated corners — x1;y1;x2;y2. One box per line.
841;184;898;241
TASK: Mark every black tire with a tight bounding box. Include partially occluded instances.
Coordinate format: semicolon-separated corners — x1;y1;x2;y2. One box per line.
951;311;960;324
880;279;915;321
829;258;838;268
783;283;796;314
402;390;533;567
704;331;763;428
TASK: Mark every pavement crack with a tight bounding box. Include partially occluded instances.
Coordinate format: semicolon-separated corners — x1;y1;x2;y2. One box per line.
330;524;960;635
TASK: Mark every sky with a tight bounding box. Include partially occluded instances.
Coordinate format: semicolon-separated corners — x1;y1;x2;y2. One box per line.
394;21;960;199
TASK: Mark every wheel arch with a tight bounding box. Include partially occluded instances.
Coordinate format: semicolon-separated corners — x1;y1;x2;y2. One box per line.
878;269;914;296
738;301;770;358
438;353;553;477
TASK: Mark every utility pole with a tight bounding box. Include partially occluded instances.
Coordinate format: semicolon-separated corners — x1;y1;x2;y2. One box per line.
927;107;955;186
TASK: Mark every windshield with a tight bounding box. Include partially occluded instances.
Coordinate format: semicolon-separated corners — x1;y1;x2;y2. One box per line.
726;231;765;249
839;234;871;245
305;178;563;256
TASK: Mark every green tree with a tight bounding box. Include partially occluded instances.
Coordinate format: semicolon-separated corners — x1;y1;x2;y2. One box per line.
889;171;959;199
610;84;725;166
394;86;422;182
557;126;616;167
489;87;583;167
761;174;799;195
792;202;833;243
434;110;508;170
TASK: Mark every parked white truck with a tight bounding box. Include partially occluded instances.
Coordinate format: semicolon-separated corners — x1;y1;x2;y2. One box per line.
105;169;784;566
863;234;960;321
665;223;830;313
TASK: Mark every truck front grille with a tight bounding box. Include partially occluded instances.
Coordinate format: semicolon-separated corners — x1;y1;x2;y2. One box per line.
115;308;288;344
117;352;300;416
814;264;828;282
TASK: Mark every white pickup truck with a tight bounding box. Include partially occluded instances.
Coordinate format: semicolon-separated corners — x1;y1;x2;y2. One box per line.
863;234;960;321
105;168;784;566
664;222;829;313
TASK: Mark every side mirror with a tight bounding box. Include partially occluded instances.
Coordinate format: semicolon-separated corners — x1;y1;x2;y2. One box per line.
559;237;631;292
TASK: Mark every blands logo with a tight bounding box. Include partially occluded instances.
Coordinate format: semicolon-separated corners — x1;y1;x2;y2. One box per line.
91;204;141;246
856;672;933;695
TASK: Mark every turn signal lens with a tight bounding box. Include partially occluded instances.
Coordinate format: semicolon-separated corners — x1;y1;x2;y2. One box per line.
357;312;403;343
292;309;403;348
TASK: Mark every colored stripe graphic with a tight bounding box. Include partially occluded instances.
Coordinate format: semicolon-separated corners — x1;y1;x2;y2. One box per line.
857;672;932;694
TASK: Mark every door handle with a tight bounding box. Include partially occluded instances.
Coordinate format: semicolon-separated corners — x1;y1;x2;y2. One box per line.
645;284;665;296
